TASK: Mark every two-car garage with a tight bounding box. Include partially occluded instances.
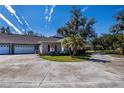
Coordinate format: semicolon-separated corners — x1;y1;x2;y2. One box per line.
0;44;36;54
0;34;40;55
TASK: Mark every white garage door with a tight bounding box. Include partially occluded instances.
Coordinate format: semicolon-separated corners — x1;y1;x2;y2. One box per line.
14;45;35;54
0;44;9;54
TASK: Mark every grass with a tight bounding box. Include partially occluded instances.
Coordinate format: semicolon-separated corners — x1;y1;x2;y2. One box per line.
87;50;124;58
86;50;114;53
40;54;91;62
110;54;124;58
87;50;115;54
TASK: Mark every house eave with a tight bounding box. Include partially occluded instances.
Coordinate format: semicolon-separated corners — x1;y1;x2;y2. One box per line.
38;41;61;44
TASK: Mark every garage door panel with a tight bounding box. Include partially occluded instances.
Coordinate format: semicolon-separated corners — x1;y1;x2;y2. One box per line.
0;45;9;54
14;45;35;54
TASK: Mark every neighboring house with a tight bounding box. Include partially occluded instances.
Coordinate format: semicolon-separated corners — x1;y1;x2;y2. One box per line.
0;34;61;55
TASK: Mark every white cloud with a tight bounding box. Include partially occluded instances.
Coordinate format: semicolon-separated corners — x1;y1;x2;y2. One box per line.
44;5;56;23
45;16;49;20
22;28;25;32
4;5;23;25
82;6;89;12
22;16;32;30
0;13;23;34
48;5;56;22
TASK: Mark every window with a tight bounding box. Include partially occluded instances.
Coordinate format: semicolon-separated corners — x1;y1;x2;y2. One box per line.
50;45;54;52
48;44;57;52
48;45;50;52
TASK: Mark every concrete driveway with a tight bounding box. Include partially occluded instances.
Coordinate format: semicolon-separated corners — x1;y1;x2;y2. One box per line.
0;54;124;88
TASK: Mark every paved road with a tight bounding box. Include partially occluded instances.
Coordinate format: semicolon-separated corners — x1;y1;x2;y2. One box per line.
0;54;124;88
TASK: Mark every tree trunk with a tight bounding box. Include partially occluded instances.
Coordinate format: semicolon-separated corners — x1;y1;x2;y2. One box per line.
72;48;77;57
68;47;72;57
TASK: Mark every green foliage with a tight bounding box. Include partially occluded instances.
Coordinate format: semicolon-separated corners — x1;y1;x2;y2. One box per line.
92;33;124;54
57;7;96;56
0;26;11;34
109;10;124;54
99;34;114;50
110;10;124;34
26;30;42;37
62;36;85;56
27;30;34;35
93;10;124;55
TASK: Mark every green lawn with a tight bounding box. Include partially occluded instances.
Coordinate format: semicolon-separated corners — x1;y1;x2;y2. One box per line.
86;50;114;53
110;54;124;58
87;50;124;58
40;54;91;62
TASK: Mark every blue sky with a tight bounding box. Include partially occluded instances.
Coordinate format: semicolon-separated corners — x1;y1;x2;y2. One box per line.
0;5;123;36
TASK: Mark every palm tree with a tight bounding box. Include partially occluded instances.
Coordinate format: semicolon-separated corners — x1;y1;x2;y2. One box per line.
57;7;96;56
62;35;85;57
110;10;124;34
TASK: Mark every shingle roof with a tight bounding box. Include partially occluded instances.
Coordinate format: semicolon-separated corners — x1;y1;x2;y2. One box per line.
0;34;58;44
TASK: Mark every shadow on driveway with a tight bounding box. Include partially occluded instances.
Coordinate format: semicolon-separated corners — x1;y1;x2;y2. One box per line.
88;58;111;63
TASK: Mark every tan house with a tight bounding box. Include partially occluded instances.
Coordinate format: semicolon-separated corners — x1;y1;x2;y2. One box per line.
0;34;61;55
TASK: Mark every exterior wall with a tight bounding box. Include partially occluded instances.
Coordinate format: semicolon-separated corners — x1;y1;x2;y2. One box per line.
39;42;61;55
39;44;43;54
